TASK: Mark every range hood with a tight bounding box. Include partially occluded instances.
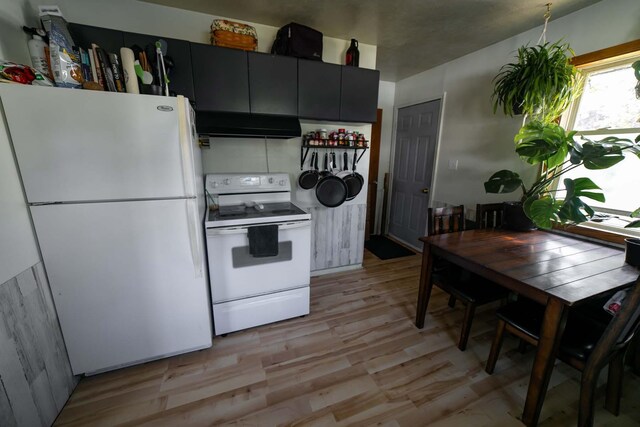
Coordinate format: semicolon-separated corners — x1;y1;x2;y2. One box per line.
195;111;301;139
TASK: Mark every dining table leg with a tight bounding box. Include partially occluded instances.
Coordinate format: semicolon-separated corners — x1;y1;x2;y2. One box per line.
522;297;568;426
415;241;434;329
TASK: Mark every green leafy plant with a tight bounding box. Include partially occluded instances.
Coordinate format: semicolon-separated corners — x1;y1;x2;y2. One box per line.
628;208;640;228
492;41;582;124
484;121;640;229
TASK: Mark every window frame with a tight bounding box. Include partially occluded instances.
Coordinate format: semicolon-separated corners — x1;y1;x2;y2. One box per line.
551;39;640;244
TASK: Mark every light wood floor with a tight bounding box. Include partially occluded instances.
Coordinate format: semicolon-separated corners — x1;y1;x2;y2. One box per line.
55;250;640;426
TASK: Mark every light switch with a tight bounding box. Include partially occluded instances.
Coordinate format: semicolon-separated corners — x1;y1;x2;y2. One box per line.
448;159;459;170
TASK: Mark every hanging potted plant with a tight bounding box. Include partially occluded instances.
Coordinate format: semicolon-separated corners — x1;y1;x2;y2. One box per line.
485;30;640;231
491;41;582;123
487;38;585;230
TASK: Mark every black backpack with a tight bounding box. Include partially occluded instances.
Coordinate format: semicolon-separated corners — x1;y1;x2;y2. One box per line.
271;23;323;61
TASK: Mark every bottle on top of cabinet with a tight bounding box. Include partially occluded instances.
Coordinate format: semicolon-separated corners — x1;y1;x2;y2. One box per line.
23;26;51;79
346;39;359;67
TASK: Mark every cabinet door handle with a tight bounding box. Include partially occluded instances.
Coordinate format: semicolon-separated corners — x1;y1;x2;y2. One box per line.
422;188;430;194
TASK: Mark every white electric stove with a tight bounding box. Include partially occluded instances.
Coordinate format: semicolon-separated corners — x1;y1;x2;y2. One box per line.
205;173;311;335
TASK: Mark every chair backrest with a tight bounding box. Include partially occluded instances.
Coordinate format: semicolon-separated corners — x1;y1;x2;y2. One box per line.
476;203;504;229
585;276;640;371
428;205;465;235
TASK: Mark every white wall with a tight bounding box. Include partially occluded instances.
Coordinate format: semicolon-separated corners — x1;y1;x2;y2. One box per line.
393;0;640;221
0;0;40;284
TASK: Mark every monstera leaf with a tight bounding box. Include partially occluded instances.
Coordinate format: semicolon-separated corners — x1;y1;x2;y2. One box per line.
579;138;628;169
514;121;575;168
626;208;640;229
557;178;604;224
526;196;559;229
484;170;523;194
523;178;605;229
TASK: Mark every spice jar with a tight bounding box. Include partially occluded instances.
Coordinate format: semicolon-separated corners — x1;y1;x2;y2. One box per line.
338;129;345;146
318;129;328;141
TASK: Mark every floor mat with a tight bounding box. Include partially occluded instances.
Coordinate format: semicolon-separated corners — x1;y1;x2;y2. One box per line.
365;235;416;260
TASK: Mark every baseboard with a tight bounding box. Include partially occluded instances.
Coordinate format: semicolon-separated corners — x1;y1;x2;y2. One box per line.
311;264;362;277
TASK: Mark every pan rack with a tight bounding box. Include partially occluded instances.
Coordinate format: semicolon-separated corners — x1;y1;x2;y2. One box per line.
300;143;368;170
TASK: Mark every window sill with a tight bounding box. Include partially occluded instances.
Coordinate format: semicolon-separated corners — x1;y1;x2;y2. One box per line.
553;219;640;246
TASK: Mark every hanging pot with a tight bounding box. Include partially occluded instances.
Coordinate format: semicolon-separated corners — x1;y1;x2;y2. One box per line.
315;152;347;208
298;151;319;189
502;202;537;231
343;151;364;201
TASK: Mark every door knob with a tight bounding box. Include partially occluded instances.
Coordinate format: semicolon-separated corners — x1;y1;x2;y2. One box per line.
422;188;429;194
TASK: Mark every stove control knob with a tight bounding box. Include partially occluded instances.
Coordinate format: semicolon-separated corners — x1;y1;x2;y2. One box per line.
268;177;274;184
223;179;230;185
211;181;218;188
279;180;286;186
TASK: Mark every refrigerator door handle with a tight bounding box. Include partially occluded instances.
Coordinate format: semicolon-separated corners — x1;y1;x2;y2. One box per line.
177;96;196;197
186;198;204;278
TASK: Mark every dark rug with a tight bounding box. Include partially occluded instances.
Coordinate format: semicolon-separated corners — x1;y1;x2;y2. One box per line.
365;235;416;260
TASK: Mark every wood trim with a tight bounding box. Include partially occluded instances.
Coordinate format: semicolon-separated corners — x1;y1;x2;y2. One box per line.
571;39;640;67
562;39;640;244
365;108;383;239
552;223;629;245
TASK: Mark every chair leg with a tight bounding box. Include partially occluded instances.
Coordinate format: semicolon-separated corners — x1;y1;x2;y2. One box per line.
485;319;506;374
517;339;528;353
458;302;476;351
629;334;640;376
605;352;624;416
578;370;598;427
448;295;456;308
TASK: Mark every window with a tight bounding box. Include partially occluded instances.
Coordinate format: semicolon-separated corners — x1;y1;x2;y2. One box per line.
557;42;640;238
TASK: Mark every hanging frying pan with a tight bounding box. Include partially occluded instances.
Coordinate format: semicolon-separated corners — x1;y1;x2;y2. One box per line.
319;152;332;178
335;151;351;179
343;151;364;201
298;151;319;189
315;152;347;208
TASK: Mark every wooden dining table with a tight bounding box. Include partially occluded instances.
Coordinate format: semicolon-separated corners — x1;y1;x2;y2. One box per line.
415;229;640;426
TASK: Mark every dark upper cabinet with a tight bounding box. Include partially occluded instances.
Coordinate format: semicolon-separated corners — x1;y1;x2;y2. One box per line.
340;67;380;123
68;23;124;54
190;43;249;113
248;52;297;116
123;32;194;102
298;59;341;121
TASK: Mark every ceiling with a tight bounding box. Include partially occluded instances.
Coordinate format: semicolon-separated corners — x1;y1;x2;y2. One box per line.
143;0;602;81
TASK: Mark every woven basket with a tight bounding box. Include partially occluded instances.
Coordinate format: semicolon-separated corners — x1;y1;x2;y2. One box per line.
210;19;257;51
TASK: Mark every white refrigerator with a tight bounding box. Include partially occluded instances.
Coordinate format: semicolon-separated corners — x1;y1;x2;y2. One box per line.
0;85;212;375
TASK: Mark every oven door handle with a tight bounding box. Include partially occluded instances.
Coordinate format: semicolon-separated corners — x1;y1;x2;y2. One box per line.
206;221;310;236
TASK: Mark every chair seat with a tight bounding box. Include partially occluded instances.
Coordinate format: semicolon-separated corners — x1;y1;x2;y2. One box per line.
433;269;509;304
497;301;609;362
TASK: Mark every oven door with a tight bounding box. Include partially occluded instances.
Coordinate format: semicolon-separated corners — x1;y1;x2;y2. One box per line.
206;220;311;303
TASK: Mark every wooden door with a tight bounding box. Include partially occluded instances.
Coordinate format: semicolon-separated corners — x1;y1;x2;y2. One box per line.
365;109;382;240
388;100;441;248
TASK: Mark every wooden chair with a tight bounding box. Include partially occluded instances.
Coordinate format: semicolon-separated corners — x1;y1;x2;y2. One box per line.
427;205;509;351
429;205;466;235
485;276;640;427
475;203;504;229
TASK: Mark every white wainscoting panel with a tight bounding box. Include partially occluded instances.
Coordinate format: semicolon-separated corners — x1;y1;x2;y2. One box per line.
0;263;77;426
306;204;366;271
